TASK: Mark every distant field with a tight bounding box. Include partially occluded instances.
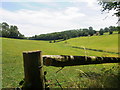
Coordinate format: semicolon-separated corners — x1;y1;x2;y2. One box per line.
60;34;118;53
1;33;120;88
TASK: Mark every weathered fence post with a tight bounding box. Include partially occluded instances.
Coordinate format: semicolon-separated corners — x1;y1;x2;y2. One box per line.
23;50;44;89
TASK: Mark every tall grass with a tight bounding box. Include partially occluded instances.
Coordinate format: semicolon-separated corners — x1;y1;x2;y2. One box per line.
44;63;119;88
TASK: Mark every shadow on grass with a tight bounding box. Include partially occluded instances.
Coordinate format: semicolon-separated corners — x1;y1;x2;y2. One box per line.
72;46;119;54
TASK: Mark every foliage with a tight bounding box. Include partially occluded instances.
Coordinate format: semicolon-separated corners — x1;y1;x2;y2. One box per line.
1;22;119;41
98;0;120;17
29;26;119;41
99;28;104;35
0;22;25;39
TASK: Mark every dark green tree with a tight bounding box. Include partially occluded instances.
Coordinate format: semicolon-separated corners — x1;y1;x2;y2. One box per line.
104;27;109;32
1;22;25;39
116;26;120;34
109;30;113;34
99;28;104;35
89;26;93;31
83;29;89;36
88;26;95;36
109;26;114;34
18;33;25;39
2;22;10;37
9;25;19;38
0;23;2;37
109;26;116;31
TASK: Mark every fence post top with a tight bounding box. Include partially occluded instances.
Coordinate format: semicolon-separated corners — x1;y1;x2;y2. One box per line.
23;50;42;54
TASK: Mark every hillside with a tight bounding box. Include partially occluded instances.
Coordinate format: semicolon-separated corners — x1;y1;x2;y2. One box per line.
59;33;119;54
2;33;119;57
1;33;119;88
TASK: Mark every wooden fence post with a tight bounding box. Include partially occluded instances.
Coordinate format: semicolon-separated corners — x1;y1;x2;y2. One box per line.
23;50;44;89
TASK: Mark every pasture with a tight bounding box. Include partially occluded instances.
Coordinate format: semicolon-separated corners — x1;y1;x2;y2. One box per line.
1;33;120;88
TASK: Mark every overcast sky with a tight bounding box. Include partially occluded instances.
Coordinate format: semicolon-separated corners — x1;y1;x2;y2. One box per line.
0;0;118;37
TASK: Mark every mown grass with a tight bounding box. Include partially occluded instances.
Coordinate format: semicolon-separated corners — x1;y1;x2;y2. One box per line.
1;33;119;88
62;34;118;53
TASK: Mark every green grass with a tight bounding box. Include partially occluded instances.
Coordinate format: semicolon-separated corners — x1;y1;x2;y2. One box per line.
1;33;120;88
0;37;2;89
104;31;119;35
60;34;118;54
44;63;120;88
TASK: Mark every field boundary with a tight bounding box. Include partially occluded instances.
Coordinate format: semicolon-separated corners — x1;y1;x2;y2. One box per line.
22;51;120;89
71;46;119;54
43;55;120;67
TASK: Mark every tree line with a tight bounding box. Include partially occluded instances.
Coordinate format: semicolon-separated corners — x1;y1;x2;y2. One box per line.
29;26;120;41
1;1;120;40
0;22;25;39
0;22;119;41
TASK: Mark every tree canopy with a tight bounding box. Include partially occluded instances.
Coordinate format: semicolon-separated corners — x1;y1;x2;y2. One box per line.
0;22;25;39
29;26;119;41
1;22;119;41
98;0;120;17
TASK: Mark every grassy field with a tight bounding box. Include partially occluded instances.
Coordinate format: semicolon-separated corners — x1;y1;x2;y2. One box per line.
1;33;120;88
59;34;118;53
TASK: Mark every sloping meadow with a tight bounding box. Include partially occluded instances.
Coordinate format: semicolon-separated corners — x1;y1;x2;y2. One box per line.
1;33;119;88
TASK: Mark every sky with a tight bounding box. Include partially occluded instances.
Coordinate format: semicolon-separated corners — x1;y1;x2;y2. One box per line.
0;0;118;37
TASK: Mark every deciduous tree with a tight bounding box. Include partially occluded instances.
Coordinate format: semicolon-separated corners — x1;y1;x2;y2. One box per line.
98;0;120;23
